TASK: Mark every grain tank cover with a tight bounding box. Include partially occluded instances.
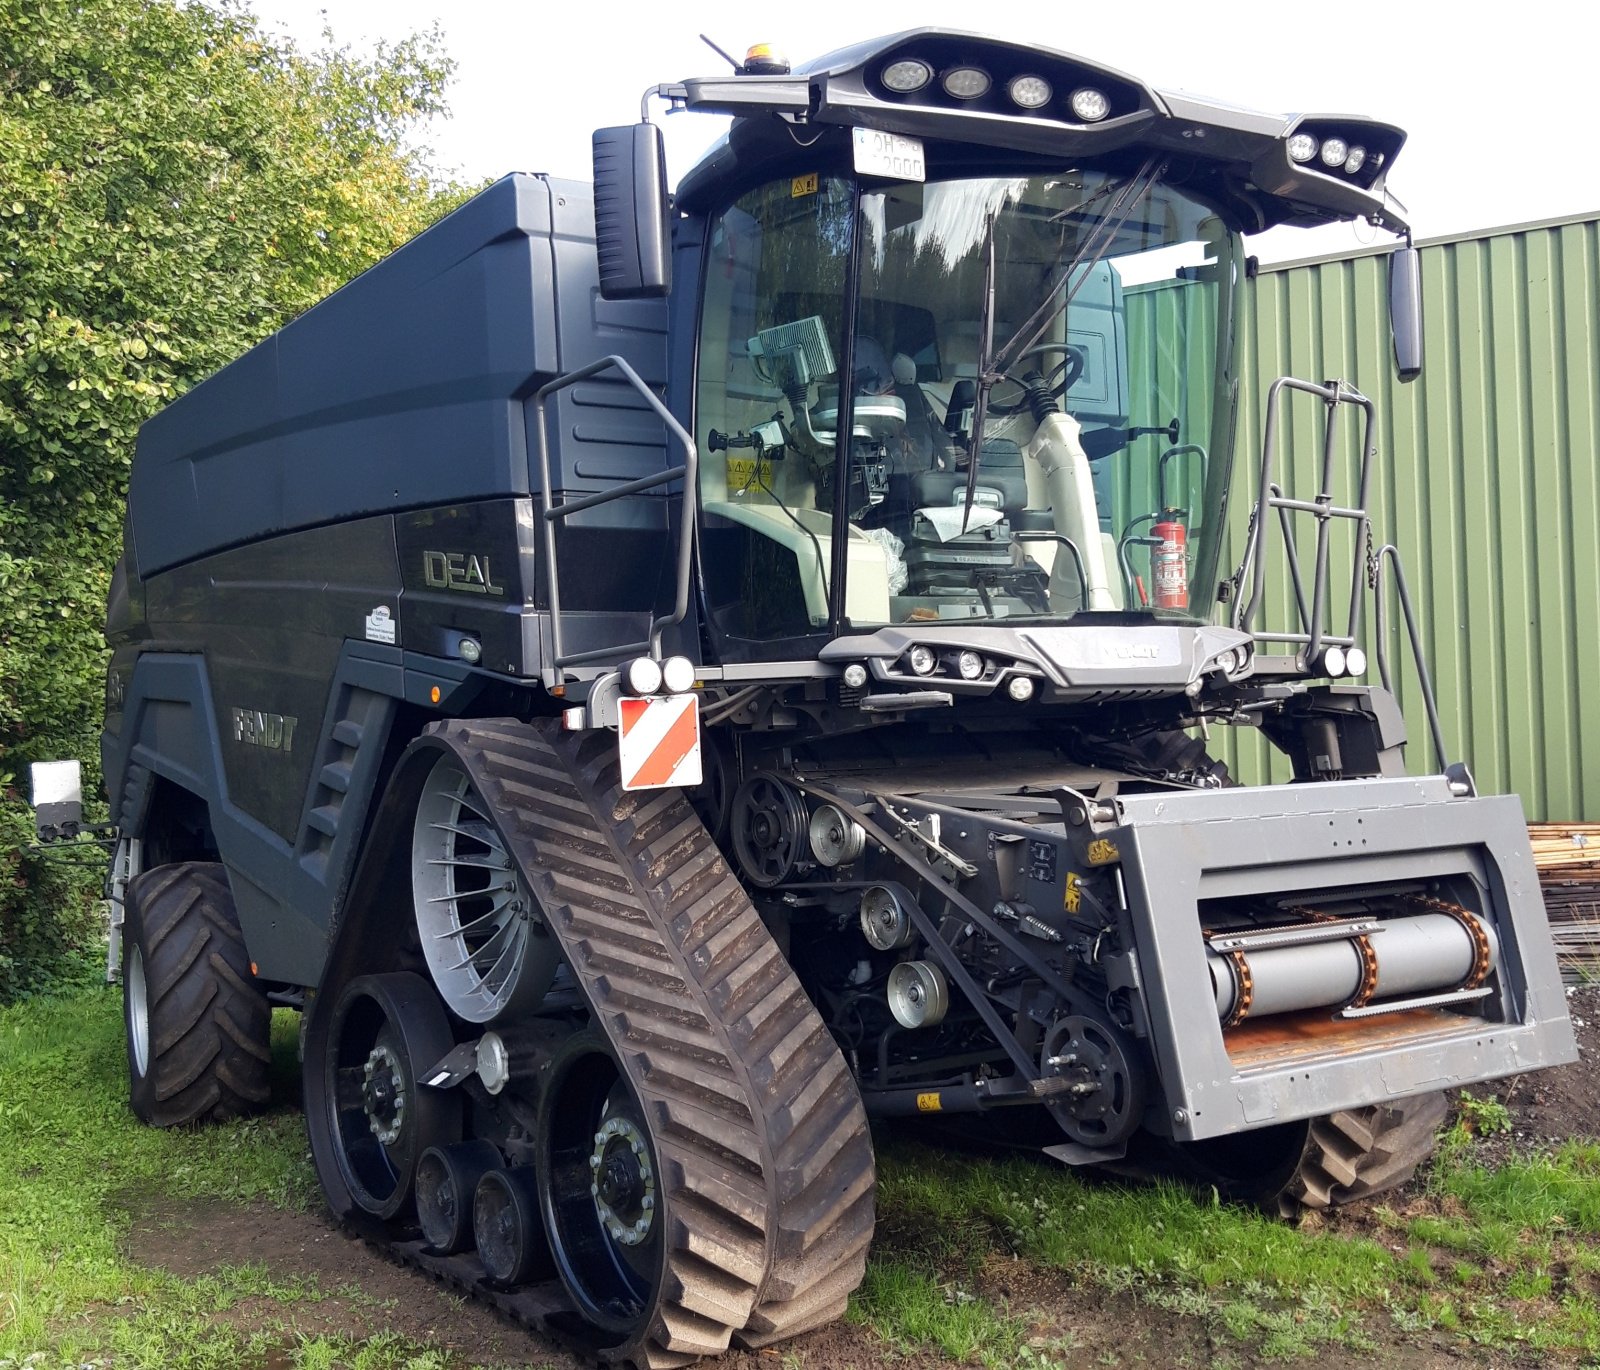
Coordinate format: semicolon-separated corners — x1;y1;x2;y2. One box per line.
130;175;568;577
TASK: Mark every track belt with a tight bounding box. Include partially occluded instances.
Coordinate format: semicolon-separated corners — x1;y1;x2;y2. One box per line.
365;719;875;1367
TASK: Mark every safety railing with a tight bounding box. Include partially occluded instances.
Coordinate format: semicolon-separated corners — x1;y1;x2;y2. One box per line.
1234;376;1375;664
531;355;698;688
1232;375;1457;776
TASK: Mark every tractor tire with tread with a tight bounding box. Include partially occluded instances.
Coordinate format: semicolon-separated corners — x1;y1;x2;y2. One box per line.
122;861;272;1127
1277;1091;1450;1215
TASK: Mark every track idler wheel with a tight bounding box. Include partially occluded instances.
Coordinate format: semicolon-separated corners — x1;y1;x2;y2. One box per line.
314;972;461;1222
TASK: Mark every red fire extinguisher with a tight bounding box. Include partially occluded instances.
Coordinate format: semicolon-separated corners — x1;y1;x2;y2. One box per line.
1151;514;1188;610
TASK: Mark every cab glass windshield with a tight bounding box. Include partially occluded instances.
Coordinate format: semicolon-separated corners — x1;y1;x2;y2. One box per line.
695;169;1238;648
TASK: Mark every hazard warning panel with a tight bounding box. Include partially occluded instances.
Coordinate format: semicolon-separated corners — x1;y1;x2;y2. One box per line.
617;694;703;792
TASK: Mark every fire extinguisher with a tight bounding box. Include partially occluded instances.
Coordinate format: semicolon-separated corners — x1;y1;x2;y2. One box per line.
1151;513;1188;610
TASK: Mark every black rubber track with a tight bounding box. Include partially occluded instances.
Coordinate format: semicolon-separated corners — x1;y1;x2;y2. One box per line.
426;719;875;1366
123;861;272;1127
1278;1091;1450;1216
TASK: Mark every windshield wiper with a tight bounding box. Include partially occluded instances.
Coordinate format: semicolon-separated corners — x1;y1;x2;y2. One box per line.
960;158;1165;529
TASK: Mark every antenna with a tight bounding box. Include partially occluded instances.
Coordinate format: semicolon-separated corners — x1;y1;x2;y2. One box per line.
699;33;741;71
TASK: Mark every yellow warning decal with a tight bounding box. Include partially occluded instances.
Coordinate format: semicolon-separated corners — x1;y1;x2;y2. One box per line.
1063;872;1082;915
725;456;774;494
916;1091;942;1112
1086;838;1121;866
791;172;819;197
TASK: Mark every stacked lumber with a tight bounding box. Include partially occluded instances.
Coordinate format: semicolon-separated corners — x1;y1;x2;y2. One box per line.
1530;823;1600;984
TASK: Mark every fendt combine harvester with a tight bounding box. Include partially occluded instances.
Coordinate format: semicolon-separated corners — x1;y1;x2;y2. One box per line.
45;26;1576;1367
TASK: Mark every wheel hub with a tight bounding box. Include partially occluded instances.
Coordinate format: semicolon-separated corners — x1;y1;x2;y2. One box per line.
588;1116;655;1246
362;1043;406;1145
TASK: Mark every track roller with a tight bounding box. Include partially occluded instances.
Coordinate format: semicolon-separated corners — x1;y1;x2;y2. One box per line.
418;1140;501;1256
474;1166;553;1287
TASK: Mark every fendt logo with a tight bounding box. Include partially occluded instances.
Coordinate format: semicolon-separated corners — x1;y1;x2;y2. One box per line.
1106;643;1160;660
423;550;505;596
232;708;298;752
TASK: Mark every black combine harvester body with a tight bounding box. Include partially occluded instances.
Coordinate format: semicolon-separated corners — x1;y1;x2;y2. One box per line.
73;27;1574;1366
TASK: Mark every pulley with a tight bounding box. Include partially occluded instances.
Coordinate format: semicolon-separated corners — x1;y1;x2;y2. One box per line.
887;960;948;1029
809;803;866;867
731;776;808;887
859;885;914;951
1040;1014;1143;1148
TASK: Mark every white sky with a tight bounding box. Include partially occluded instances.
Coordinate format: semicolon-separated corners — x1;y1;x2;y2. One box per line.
253;0;1596;263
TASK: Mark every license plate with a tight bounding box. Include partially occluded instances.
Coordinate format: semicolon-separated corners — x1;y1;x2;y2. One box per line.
852;128;925;182
618;694;702;792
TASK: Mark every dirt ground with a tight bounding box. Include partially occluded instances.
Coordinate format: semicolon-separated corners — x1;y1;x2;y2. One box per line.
120;988;1600;1369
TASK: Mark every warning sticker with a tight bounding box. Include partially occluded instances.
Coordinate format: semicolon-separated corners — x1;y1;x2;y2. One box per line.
791;172;819;197
725;455;774;493
618;694;703;792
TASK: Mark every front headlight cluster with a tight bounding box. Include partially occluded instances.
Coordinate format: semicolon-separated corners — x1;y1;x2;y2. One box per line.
1209;646;1253;679
1313;645;1368;679
1287;129;1379;179
874;646;1039;700
878;57;1111;123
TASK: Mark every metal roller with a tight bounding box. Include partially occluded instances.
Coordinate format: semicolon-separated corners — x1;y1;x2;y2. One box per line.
1208;910;1498;1023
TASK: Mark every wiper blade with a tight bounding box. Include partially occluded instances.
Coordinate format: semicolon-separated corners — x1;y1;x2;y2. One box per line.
961;211;999;532
992;157;1164;376
961;159;1163;532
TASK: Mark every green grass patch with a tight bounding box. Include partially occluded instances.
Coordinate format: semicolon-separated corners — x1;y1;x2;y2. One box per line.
872;1131;1600;1360
0;987;462;1366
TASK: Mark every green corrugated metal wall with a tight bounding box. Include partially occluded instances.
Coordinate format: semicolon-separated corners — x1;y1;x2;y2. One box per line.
1216;212;1600;819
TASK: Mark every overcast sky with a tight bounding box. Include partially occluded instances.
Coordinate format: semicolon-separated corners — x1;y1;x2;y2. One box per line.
253;1;1596;263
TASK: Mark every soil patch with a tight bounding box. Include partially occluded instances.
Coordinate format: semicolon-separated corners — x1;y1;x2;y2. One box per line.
1465;983;1600;1164
125;1195;572;1367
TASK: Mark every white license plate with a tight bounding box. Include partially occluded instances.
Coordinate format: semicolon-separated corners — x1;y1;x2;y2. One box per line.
852;128;925;182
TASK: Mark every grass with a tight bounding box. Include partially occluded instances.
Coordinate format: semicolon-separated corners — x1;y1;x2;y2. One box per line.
863;1119;1600;1361
0;987;454;1368
6;986;1600;1367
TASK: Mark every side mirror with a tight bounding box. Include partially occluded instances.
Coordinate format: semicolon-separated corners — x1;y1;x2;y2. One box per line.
1389;244;1424;383
592;123;671;300
30;759;83;839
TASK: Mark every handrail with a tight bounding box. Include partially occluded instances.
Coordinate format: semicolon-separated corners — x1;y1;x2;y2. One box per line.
530;355;698;687
1371;543;1451;773
1234;376;1376;666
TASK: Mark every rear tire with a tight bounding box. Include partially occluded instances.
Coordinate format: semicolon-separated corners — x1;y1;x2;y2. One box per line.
122;861;271;1127
1171;1091;1449;1216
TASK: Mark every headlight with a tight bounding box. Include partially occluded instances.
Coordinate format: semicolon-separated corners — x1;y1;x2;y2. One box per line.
907;645;937;676
1287;132;1318;163
942;67;991;100
1345;646;1368;677
956;650;985;681
624;657;662;696
1344;146;1367;174
1320;137;1349;168
1007;676;1035;702
660;655;696;694
1069;87;1110;122
882;59;932;93
1007;74;1052;110
1321;645;1347;677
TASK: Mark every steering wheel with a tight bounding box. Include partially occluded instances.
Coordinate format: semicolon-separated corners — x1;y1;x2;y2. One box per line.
986;343;1085;418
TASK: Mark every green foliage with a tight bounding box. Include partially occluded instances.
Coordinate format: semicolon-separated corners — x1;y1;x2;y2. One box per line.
0;0;467;999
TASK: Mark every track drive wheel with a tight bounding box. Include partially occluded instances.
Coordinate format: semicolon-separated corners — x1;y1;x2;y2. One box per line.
540;1033;665;1340
314;972;462;1221
122;861;271;1127
1173;1091;1449;1216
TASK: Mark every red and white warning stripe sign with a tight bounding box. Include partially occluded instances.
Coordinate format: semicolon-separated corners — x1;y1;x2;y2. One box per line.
618;694;703;792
